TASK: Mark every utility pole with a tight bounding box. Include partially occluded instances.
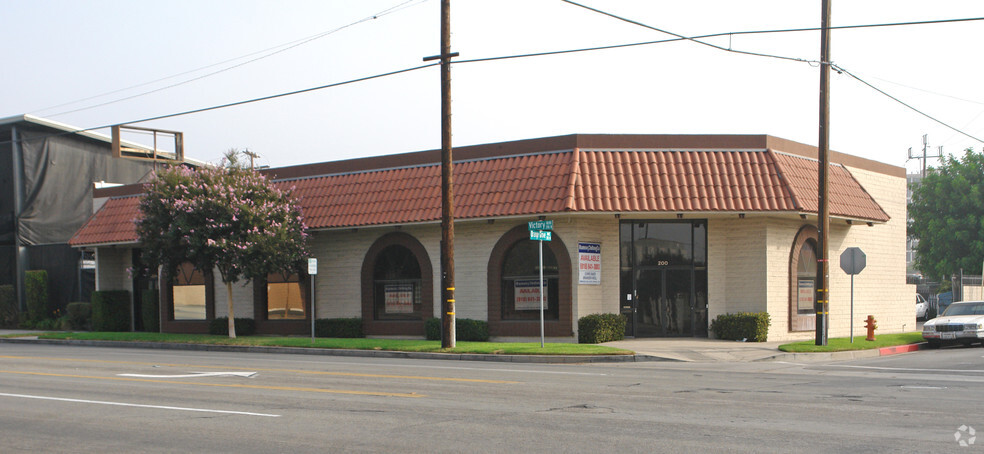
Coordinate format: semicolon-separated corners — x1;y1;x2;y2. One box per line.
424;0;458;348
907;135;942;178
815;0;831;346
243;148;259;171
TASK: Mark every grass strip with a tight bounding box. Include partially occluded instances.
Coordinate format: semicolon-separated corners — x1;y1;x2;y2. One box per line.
36;332;633;356
779;332;924;353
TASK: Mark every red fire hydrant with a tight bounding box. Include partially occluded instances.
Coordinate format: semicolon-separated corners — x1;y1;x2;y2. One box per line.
864;315;877;341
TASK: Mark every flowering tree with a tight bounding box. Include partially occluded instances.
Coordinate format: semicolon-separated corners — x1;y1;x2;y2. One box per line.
137;151;309;337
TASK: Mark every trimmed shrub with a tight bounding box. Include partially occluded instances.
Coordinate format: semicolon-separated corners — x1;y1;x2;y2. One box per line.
91;290;131;332
425;317;441;340
25;270;48;323
141;291;160;333
0;285;17;328
578;313;627;344
425;318;490;342
209;317;256;336
314;318;364;338
65;302;92;330
456;318;489;341
710;312;770;342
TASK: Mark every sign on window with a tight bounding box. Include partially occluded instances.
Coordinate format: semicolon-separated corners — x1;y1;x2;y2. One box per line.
797;279;815;312
384;283;414;314
514;279;547;311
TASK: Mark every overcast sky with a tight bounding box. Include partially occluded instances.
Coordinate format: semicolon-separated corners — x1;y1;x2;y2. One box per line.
3;0;982;173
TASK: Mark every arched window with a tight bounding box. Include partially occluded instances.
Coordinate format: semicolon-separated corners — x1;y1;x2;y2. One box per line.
789;225;819;332
796;240;818;314
500;241;559;320
361;233;433;336
266;272;307;320
487;225;573;338
373;245;423;320
172;262;206;320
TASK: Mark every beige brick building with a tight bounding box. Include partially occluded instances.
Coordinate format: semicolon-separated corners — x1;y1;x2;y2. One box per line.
73;135;909;343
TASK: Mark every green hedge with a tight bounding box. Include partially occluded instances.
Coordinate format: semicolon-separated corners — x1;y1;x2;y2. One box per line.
578;313;627;344
314;318;364;338
710;312;770;342
91;290;131;332
425;318;490;342
141;291;160;333
209;317;256;336
26;270;48;323
65;302;92;330
0;285;17;328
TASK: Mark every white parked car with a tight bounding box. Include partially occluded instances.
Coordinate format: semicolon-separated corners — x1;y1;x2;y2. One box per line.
922;301;984;348
915;294;929;320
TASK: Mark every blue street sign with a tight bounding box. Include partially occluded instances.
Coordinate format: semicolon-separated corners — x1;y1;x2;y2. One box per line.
528;220;553;231
529;230;552;241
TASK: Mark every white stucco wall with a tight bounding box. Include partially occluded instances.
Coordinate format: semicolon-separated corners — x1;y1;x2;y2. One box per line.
759;165;909;343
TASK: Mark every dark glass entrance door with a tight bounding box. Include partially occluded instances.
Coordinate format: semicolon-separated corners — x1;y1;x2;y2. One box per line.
632;268;694;337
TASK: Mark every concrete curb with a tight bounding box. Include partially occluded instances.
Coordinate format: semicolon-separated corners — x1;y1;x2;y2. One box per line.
0;337;666;364
755;342;926;362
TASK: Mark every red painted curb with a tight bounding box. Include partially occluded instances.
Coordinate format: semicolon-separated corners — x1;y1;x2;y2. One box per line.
878;343;922;356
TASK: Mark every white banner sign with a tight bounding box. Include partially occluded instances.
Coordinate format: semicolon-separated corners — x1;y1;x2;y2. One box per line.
797;279;815;312
578;242;602;285
384;283;414;313
514;279;546;311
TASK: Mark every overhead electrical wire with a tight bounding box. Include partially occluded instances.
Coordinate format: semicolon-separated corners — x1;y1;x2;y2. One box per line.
833;64;984;143
6;6;983;147
558;0;984;144
31;0;429;118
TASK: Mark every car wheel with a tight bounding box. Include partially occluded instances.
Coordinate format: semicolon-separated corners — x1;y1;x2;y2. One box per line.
926;339;941;349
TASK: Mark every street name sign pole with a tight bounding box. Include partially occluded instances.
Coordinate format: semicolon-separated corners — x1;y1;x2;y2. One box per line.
308;258;318;343
529;220;553;347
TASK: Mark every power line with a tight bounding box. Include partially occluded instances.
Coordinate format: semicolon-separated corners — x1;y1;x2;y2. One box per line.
558;0;984;144
0;62;439;147
7;6;983;149
833;65;984;144
32;0;429;118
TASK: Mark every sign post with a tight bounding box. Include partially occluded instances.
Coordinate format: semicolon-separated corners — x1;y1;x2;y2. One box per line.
308;258;318;343
839;247;866;343
528;220;553;347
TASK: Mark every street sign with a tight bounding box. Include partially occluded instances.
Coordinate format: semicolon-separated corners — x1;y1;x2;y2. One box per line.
530;230;552;241
528;220;553;231
839;247;866;275
307;258;318;275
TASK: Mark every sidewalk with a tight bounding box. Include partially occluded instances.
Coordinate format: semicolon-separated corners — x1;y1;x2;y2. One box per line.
604;337;925;362
0;330;921;363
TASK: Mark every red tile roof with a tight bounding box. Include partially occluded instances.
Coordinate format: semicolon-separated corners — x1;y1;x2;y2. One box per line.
68;195;142;246
70;143;891;247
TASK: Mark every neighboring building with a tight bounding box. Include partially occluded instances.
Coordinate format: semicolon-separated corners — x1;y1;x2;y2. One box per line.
70;134;911;342
0;115;194;315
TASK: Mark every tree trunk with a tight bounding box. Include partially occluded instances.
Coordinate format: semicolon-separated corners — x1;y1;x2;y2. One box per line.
226;281;237;338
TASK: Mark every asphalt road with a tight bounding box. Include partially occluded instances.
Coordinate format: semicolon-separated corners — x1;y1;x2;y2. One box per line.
1;343;983;453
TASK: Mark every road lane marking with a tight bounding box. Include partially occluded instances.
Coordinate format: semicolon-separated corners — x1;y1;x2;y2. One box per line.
118;372;257;378
829;365;984;374
0;392;280;417
0;355;516;384
0;370;424;398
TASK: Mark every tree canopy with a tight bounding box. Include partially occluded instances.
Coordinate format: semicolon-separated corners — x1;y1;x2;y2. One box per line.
136;152;309;337
908;148;984;280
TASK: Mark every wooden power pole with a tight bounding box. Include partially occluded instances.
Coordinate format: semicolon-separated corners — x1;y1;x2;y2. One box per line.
816;0;832;346
424;0;458;348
